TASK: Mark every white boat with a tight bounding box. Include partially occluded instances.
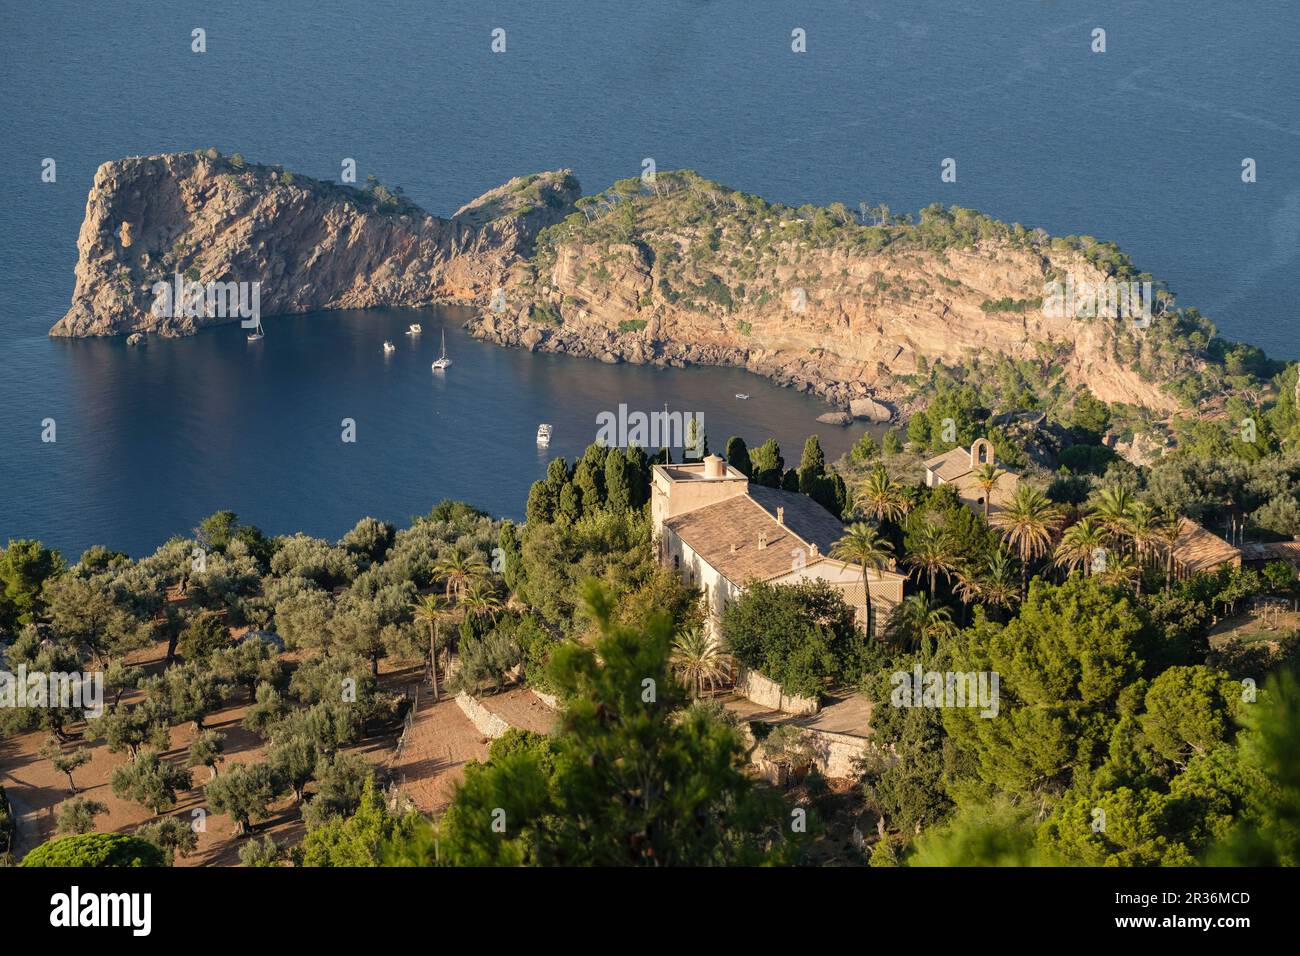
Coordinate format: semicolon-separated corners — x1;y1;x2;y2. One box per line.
735;393;749;400
431;329;452;370
247;318;265;342
383;340;396;354
536;424;552;446
406;323;422;335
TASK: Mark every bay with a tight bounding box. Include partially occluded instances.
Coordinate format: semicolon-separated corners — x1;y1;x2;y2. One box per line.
1;0;1296;556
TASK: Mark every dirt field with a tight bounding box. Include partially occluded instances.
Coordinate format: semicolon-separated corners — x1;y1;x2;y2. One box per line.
1208;599;1300;648
0;637;423;865
386;693;490;815
480;687;558;735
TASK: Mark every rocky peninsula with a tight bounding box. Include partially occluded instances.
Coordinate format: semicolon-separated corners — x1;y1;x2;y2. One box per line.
57;153;1263;425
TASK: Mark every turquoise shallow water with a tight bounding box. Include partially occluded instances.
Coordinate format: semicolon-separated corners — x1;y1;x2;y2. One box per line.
1;0;1296;555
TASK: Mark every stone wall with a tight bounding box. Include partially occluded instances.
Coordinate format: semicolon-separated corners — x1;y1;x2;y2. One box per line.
735;666;820;715
454;691;510;739
805;729;872;779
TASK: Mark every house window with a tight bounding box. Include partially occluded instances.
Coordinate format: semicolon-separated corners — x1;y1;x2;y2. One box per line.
673;554;680;571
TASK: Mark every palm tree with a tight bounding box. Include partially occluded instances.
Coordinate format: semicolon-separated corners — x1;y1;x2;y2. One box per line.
954;548;1021;619
1054;516;1106;576
992;485;1064;590
904;522;959;600
670;628;733;699
1127;500;1160;555
831;523;894;638
1157;509;1183;594
884;594;958;658
410;594;449;702
432;548;490;603
1125;502;1163;596
1095;551;1141;591
460;579;504;625
971;462;1007;518
1091;485;1136;553
855;466;908;524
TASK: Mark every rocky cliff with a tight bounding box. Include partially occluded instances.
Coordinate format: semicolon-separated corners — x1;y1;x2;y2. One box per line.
57;158;1244;423
469;171;1233;419
52;151;580;337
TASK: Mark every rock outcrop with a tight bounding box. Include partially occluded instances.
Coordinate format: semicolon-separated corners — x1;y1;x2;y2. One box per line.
57;158;1226;423
52;152;579;337
469;171;1212;417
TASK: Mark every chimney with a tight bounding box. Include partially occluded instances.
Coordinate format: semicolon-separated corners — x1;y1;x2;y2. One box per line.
758;532;767;550
730;543;738;554
776;506;785;525
703;454;725;479
809;543;819;557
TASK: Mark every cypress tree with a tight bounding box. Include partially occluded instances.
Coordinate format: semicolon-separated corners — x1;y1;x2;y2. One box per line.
624;445;650;507
798;435;826;494
605;450;633;514
748;439;783;488
724;436;751;476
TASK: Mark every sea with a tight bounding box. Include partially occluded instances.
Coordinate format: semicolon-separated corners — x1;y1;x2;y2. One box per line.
1;0;1296;556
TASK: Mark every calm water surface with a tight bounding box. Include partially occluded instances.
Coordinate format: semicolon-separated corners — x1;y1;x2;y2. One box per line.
2;0;1296;555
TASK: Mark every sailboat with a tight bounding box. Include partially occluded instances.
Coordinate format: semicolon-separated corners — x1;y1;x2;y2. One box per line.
246;317;265;342
431;329;451;370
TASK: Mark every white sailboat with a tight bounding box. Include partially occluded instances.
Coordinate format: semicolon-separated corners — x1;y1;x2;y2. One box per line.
246;318;265;342
383;340;396;354
431;329;452;370
406;323;422;335
536;423;552;446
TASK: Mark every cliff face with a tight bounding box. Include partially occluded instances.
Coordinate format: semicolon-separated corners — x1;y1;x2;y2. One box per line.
56;158;1216;420
52;152;580;337
470;172;1207;417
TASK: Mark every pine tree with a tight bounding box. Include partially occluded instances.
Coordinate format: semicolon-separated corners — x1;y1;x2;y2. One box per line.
394;582;800;866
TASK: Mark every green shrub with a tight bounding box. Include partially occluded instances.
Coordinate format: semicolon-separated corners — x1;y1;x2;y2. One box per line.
22;833;165;868
721;580;862;698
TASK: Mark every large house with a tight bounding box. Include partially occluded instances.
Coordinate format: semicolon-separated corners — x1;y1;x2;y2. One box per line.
651;455;906;635
923;437;1020;514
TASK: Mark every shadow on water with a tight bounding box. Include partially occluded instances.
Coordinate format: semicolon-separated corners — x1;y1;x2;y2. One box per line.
2;307;879;556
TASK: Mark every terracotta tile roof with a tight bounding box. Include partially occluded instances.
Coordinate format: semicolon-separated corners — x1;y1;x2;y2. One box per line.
1240;541;1300;563
923;447;973;482
1172;517;1242;573
746;485;846;554
664;488;842;586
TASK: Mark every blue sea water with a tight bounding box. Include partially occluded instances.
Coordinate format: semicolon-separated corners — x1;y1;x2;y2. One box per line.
1;0;1297;556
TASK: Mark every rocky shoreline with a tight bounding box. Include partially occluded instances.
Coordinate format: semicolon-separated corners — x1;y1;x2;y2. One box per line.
55;153;1220;428
468;310;900;421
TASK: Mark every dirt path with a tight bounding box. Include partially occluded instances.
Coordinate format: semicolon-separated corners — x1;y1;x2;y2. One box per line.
387;695;490;815
1;786;41;858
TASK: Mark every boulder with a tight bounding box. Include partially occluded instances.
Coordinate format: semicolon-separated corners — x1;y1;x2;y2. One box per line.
520;328;544;351
817;411;853;426
849;397;893;423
